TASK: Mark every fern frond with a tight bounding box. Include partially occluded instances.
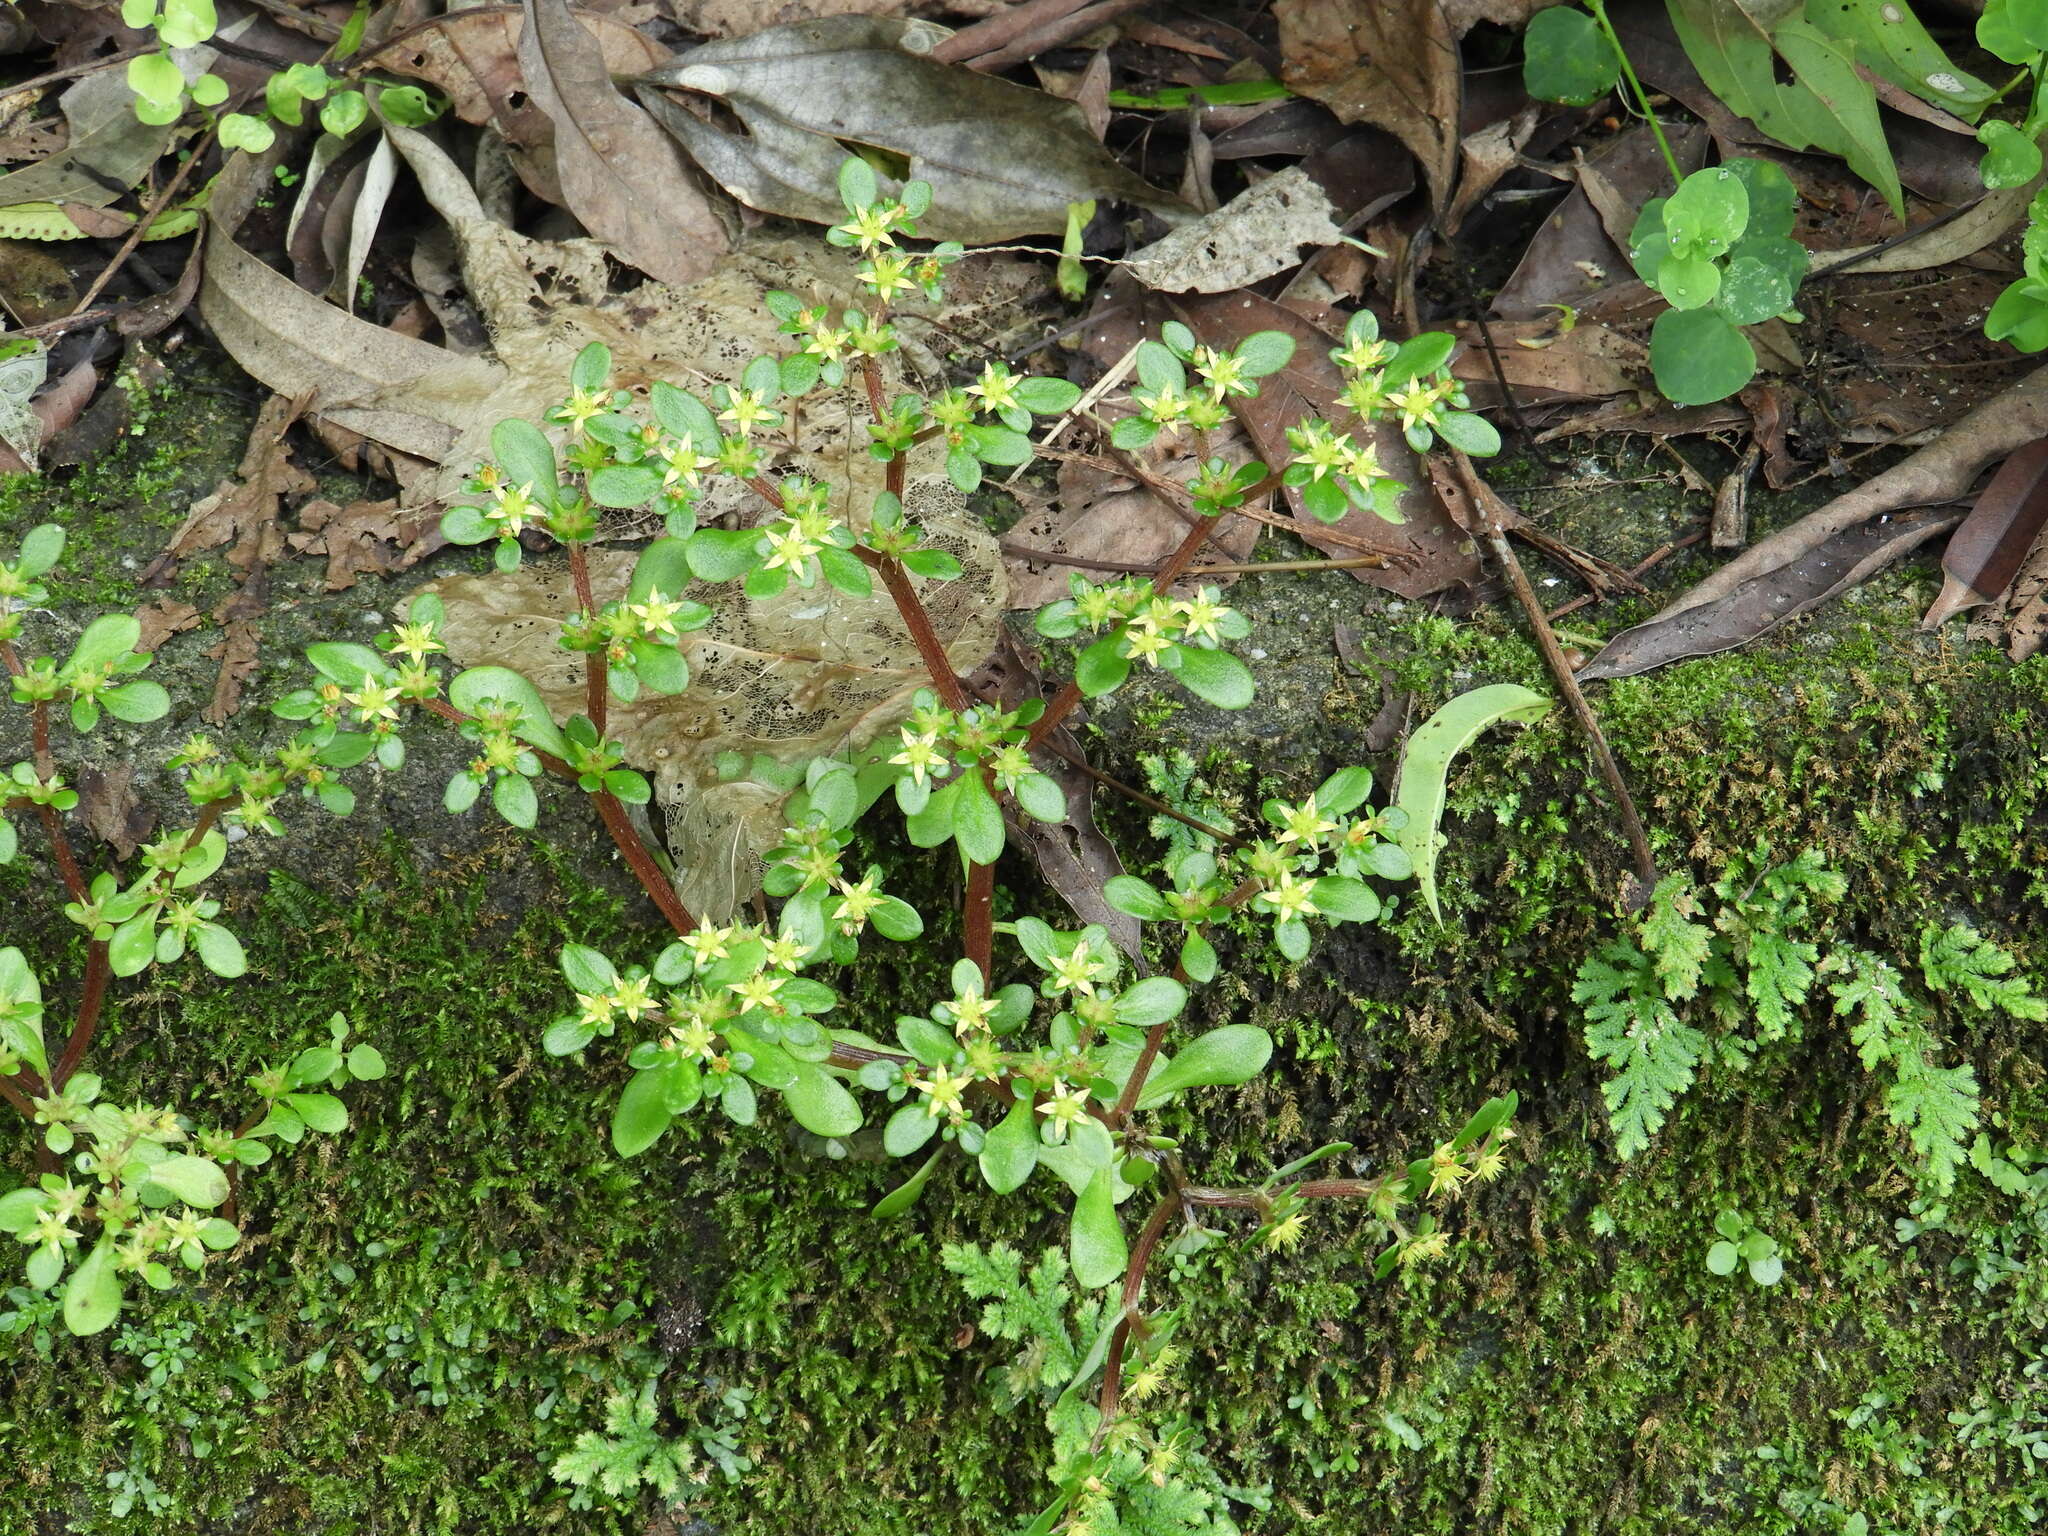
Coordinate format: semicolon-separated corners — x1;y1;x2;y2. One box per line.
1577;940;1705;1159
1920;924;2048;1020
1639;874;1711;1000
1829;949;1979;1192
1826;950;1912;1070
1887;1058;1979;1194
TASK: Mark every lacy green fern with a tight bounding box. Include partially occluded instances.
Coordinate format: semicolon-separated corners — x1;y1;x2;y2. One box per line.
1579;850;2033;1192
550;1379;695;1507
1826;950;1980;1193
1577;939;1706;1160
1921;924;2048;1020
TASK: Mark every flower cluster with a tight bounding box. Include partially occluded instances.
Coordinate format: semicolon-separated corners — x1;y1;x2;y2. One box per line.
1034;575;1255;708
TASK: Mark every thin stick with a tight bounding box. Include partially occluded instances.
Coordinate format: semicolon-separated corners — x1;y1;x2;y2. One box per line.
1001;541;1388;578
71;120;218;318
1449;451;1657;896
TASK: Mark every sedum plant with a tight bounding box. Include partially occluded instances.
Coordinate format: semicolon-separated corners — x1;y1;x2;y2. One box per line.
0;527;386;1335
284;159;1521;1529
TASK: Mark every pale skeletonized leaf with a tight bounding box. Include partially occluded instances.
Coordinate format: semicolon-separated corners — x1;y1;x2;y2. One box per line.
419;480;1004;920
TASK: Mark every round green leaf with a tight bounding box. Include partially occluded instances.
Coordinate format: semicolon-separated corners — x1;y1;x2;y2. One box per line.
1069;1167;1127;1289
1169;644;1254;709
1649;307;1756;405
612;1065;677;1156
1663;166;1748;259
884;1103;939;1157
1136;1024;1273;1107
1523;5;1621;105
978;1094;1039;1195
783;1062;862;1137
145;1154;229;1208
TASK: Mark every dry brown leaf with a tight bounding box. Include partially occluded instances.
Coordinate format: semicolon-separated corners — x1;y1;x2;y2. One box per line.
142;394;312;587
1124;167;1341;293
517;0;728;288
637;15;1191;241
669;0;910;37
1450;319;1646;404
133;598;203;654
1493;122;1708;321
1444;103;1539;236
204;603;264;726
289;497;444;592
1652;362;2048;625
75;765;153;861
420;479;1003;921
1274;0;1460;211
1003;450;1260;610
367;7;670;125
1996;529;2048;660
1580;507;1959;680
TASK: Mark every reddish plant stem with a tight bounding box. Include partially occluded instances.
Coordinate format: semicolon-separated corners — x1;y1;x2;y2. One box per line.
592;790;696;937
1096;1189;1179;1429
0;1073;36;1118
568;544;607;736
418;698;697;937
855;547;972;713
963;855;995;978
49;941;111;1091
35;804;88;904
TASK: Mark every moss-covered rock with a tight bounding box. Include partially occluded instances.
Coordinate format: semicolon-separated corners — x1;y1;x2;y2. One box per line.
1;347;2043;1536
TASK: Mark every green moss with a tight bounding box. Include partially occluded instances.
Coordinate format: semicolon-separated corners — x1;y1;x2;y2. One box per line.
2;368;2044;1536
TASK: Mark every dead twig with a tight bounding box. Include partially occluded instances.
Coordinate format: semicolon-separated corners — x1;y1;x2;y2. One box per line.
1448;450;1658;901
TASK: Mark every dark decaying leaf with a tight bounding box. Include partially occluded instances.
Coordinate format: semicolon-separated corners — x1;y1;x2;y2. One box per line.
76;766;154;861
635;16;1190;242
365;6;670;206
1173;290;1481;598
1920;438;2048;630
517;0;729;288
1580;506;1960;680
1273;0;1461;211
132;598;202;655
288;498;444;592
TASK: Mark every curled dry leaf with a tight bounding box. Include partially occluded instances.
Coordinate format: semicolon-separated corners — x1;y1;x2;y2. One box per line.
1449;319;1646;405
0;58;184;209
1650;362;2048;624
419;480;1003;921
1124;167;1342;294
635;16;1191;242
1273;0;1461;211
1920;438;2048;630
1580;506;1960;680
516;0;728;288
364;5;670;205
203;128;1052;515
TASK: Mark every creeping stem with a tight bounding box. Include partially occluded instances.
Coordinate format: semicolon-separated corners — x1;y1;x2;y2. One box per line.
419;698;697;937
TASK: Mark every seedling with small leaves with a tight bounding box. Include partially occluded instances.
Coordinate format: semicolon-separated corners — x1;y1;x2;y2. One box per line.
0;527;386;1335
1706;1209;1784;1287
